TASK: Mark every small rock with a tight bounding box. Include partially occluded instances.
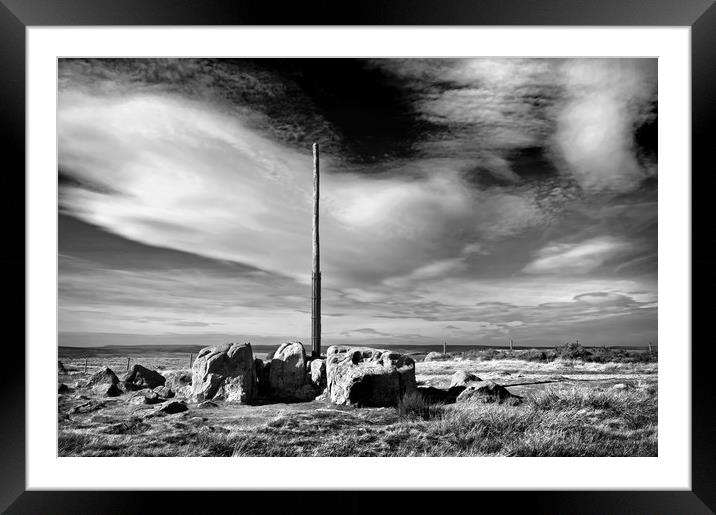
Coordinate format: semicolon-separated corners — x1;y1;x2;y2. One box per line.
86;367;120;387
310;359;327;389
153;385;175;398
158;401;188;414
449;370;482;388
92;383;122;397
611;383;634;390
129;390;163;405
456;381;519;404
104;418;150;435
58;383;70;394
123;364;166;390
197;401;218;409
69;400;106;414
58;361;68;374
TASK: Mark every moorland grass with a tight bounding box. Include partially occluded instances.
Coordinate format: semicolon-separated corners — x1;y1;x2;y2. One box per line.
59;383;656;457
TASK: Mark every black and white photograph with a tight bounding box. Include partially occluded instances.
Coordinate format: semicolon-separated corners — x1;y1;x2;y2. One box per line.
57;57;658;458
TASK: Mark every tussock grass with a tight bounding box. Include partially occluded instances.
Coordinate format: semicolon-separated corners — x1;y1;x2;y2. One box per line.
59;383;655;457
396;391;445;420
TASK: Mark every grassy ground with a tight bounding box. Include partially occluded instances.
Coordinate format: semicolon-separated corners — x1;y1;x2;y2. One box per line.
58;353;657;457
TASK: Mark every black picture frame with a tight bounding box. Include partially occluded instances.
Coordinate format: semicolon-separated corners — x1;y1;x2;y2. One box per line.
3;0;714;513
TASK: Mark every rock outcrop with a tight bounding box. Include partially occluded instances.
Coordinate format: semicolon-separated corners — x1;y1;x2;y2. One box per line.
449;370;482;388
191;343;256;403
326;346;417;407
86;367;120;387
456;381;518;404
268;341;308;399
123;364;166;390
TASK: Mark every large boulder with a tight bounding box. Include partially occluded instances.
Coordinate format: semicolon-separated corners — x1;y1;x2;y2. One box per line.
449;370;482;388
268;341;307;399
86;367;120;387
326;346;417;407
123;364;166;390
456;381;518;404
191;343;256;403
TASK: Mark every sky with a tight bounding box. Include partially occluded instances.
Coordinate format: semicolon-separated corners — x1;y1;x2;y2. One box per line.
58;58;658;348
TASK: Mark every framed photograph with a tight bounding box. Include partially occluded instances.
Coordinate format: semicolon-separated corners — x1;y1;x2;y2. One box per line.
5;0;715;512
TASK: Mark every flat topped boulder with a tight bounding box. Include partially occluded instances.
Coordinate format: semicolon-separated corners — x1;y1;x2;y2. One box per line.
268;341;308;399
191;342;256;404
86;367;120;387
326;346;417;407
123;364;166;390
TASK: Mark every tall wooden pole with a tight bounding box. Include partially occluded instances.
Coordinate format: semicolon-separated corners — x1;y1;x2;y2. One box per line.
311;143;321;357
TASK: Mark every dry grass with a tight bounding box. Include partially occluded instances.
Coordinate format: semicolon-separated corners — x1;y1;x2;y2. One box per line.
58;349;657;457
58;382;656;457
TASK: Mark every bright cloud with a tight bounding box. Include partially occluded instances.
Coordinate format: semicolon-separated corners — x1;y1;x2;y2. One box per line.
522;236;635;275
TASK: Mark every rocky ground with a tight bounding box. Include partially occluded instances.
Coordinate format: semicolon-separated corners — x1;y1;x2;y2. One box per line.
57;348;657;457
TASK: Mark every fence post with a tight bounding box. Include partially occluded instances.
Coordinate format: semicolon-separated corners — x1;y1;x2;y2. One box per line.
648;342;653;354
189;353;193;368
84;357;88;374
443;341;447;354
126;356;130;372
509;339;514;352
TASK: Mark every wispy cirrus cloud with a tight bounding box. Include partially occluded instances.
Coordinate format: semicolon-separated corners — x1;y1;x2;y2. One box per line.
57;58;658;347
